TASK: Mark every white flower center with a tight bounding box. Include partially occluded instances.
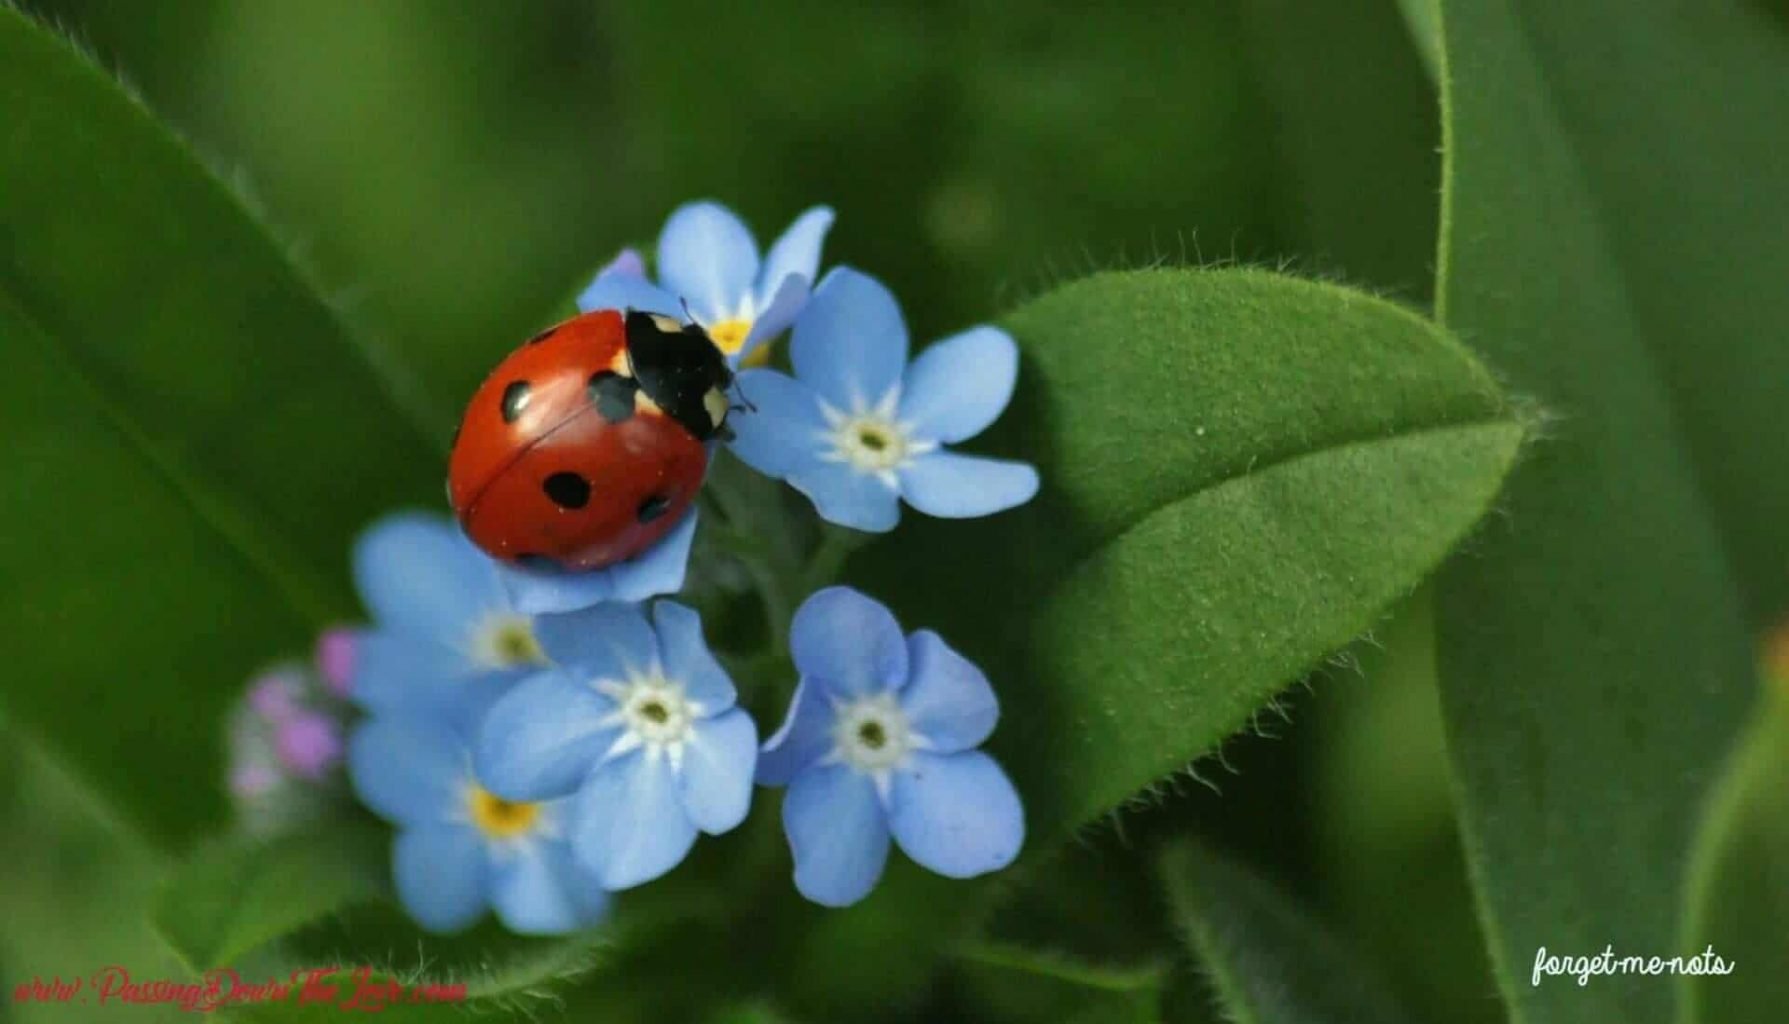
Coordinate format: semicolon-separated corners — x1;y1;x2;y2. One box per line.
596;671;701;768
831;692;915;774
819;391;935;484
469;614;546;668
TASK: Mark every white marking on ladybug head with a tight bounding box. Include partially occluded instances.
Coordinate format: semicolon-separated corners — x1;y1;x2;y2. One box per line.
648;313;684;335
704;387;729;429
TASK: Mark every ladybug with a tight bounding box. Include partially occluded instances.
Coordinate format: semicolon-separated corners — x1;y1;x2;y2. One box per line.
448;308;733;571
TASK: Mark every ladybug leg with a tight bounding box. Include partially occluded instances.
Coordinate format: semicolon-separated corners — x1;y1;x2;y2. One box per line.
728;374;758;414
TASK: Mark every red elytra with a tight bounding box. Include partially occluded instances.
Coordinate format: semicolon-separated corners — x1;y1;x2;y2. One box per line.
447;309;711;571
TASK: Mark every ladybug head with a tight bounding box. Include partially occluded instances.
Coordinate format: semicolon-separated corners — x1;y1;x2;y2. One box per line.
623;311;736;442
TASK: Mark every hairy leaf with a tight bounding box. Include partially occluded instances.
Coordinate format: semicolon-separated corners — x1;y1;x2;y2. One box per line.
955;942;1166;1024
856;268;1518;846
152;825;386;970
1161;841;1416;1024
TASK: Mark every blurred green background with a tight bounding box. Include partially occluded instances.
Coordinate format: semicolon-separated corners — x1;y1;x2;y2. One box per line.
2;1;1479;1020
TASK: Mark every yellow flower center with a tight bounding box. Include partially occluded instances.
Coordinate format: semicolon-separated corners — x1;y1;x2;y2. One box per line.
707;318;753;355
472;614;546;668
466;786;541;839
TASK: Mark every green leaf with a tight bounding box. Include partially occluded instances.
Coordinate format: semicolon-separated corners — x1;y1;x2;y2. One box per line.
1160;841;1417;1024
1680;691;1789;1023
1023;418;1516;838
151;824;387;970
0;8;444;845
954;942;1167;1024
1430;1;1767;1021
0;733;193;1024
219;941;600;1022
1454;2;1789;626
862;268;1519;846
220;854;717;1023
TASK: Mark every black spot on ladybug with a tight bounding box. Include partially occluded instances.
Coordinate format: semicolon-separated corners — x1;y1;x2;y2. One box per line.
637;494;670;523
500;380;532;424
527;327;555;344
542;471;592;509
588;371;638;423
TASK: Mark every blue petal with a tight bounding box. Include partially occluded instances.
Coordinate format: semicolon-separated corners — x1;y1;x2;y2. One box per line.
756;680;835;786
726;370;831;479
888;751;1024;879
350;631;470;715
790;268;909;410
656;201;760;323
898;630;998;753
353;513;502;639
393;826;488;933
494;510;698;614
746;206;834;350
783;764;890;907
599;247;646;279
898;451;1039;519
571;751;697;889
788;461;902;533
789;586;908;699
757;206;835;304
652;601;736;712
533;602;659;680
352;633;528;726
739;274;809;361
474;671;617;801
348;719;467;827
898;327;1019;444
675;709;757;833
490;838;610;935
577;271;680;317
603;507;699;602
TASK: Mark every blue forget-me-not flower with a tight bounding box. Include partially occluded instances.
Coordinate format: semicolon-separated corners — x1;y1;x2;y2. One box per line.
348;689;610;935
349;513;550;716
475;601;759;890
726;268;1039;532
757;587;1024;907
577;200;835;365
